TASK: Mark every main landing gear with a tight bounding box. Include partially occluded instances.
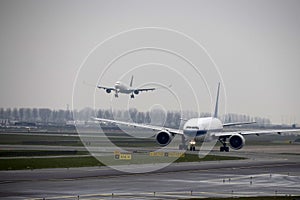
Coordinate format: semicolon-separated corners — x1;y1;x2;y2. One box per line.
178;136;196;151
130;94;135;98
219;137;229;152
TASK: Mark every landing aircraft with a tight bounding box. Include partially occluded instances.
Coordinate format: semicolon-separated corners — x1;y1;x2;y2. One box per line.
94;83;300;152
97;76;156;98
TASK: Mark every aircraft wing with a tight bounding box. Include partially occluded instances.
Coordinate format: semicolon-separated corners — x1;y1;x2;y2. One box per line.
93;117;183;135
213;128;300;137
97;86;116;91
132;87;156;92
223;121;256;127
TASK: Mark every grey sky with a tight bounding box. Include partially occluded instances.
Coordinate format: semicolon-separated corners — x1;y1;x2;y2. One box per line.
0;0;299;124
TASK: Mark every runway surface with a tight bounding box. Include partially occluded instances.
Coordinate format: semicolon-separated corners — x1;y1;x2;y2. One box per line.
1;145;300;200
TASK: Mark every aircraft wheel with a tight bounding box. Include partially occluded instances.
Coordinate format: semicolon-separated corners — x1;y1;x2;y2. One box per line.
225;147;229;152
220;146;224;152
130;94;134;98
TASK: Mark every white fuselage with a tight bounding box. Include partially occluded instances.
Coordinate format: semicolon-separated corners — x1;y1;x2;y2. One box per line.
115;81;132;94
183;117;223;138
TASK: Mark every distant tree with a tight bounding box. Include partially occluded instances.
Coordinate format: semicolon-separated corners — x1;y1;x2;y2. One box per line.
65;109;72;121
5;108;12;120
97;109;103;118
166;112;173;127
150;108;166;126
58;110;65;122
39;108;52;123
78;107;94;121
19;108;25;121
136;112;145;123
24;108;32;121
12;108;19;120
72;110;79;120
103;109;112;119
144;112;151;124
50;110;58;123
122;110;130;121
129;108;138;122
200;112;211;117
0;108;4;119
32;108;39;121
173;112;181;128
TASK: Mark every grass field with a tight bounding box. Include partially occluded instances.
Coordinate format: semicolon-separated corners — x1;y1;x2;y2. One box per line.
1;156;102;170
0;133;160;147
0;132;245;170
0;133;83;146
0;150;88;157
0;152;245;170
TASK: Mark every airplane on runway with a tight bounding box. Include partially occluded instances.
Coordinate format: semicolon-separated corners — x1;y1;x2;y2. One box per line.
94;83;300;152
97;76;156;98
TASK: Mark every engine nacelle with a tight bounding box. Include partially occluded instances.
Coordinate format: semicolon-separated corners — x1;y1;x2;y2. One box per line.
134;90;139;95
106;89;111;93
229;134;245;150
156;131;173;146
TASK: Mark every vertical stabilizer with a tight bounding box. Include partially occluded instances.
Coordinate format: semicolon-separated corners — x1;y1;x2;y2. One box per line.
214;82;220;118
129;75;134;87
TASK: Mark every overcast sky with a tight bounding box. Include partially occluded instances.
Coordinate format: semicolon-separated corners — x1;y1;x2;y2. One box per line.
0;0;299;124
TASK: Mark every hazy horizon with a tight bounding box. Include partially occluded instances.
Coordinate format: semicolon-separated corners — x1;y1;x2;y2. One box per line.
0;0;299;124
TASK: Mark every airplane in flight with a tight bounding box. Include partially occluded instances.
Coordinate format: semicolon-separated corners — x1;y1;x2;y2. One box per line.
97;76;156;98
94;83;300;152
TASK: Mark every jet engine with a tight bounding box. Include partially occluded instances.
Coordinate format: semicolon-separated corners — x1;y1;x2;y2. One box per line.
229;134;245;150
134;90;139;95
156;131;173;146
106;89;111;93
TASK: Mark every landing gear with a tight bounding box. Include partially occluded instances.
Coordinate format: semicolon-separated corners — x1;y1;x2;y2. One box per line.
114;93;119;98
130;94;135;98
189;140;196;151
219;137;230;152
220;146;229;152
190;146;196;151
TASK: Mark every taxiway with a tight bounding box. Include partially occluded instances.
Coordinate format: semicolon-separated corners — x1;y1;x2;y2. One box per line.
1;145;300;199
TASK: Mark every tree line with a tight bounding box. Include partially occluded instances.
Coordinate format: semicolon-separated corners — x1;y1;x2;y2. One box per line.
0;107;271;127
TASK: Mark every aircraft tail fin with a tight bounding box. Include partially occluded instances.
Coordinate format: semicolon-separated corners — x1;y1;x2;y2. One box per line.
213;82;220;118
130;75;134;87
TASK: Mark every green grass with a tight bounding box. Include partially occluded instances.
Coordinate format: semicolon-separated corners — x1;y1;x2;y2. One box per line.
175;154;244;162
0;134;83;146
0;133;245;170
0;153;245;170
0;156;103;170
0;150;88;157
0;133;158;147
183;196;300;200
280;153;300;156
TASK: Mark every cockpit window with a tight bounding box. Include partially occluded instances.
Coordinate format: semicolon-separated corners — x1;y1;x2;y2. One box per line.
186;126;199;129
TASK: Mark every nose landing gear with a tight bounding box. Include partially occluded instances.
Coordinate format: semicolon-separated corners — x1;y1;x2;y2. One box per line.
189;140;196;151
